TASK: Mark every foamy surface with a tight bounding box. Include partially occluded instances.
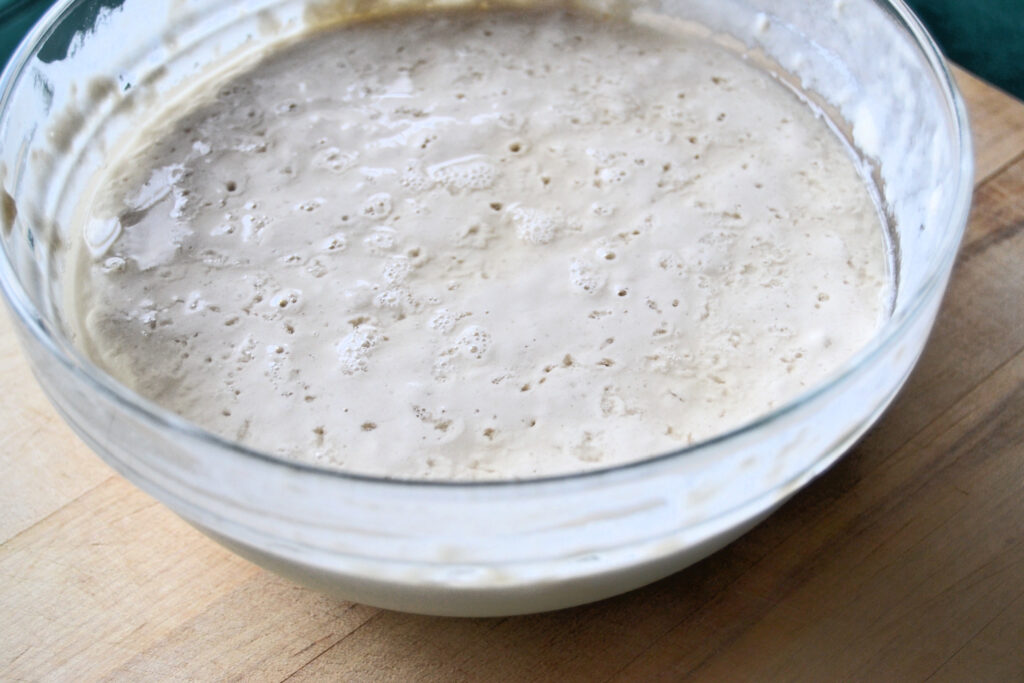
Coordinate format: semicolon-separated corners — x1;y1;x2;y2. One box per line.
72;9;889;479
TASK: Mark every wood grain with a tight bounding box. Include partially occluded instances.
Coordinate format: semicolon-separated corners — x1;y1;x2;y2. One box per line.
0;334;111;544
2;67;1023;681
953;65;1024;183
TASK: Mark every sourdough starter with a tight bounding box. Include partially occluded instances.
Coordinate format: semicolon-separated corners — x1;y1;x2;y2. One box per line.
71;9;890;479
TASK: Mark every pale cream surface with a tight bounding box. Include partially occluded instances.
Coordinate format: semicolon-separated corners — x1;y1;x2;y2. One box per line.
72;9;889;480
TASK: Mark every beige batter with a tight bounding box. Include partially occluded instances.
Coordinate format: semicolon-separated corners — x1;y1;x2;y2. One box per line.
71;9;890;480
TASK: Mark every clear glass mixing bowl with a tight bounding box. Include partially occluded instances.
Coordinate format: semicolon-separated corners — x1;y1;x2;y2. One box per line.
0;0;971;616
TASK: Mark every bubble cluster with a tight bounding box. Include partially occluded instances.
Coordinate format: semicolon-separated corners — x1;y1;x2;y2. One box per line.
381;256;412;284
321;232;348;253
600;385;635;417
428;158;497;192
296;198;324;213
400;163;435;192
362;192;393;219
241;213;269;243
312;147;359;173
569;258;606;294
429;308;458;334
364;227;398;254
597;167;629;185
374;288;404;310
509;206;563;245
336;325;383;374
455;325;491;360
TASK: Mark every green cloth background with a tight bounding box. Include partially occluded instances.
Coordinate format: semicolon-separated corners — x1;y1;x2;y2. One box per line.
906;0;1024;100
2;0;1022;100
0;0;50;69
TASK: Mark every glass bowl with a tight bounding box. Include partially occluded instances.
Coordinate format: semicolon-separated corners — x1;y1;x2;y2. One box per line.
0;0;971;616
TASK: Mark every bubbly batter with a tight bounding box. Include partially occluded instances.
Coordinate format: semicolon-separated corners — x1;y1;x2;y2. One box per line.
71;9;890;480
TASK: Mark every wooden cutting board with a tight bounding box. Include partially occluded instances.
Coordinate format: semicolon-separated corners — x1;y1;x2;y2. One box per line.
2;65;1023;681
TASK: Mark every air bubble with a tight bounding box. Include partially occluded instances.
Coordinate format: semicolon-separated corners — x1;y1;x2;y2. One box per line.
569;259;606;294
362;193;393;219
240;213;268;243
101;256;126;273
296;198;324;212
586;147;623;166
84;217;121;258
185;291;206;312
454;220;493;249
321;232;348;253
599;167;628;184
313;147;358;173
306;258;328;278
270;289;302;311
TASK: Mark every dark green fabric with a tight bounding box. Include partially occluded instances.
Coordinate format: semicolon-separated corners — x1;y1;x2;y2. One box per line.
906;0;1024;100
2;0;1022;99
0;0;51;69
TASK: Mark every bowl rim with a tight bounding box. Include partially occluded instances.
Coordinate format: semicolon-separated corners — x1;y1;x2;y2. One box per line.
0;0;974;490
